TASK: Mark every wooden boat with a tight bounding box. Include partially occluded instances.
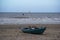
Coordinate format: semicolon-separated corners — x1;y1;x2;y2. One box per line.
21;27;46;34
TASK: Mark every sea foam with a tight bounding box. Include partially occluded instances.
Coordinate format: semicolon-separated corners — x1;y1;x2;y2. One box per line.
0;17;60;24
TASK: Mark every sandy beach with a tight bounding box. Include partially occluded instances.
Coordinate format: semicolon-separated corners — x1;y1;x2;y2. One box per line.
0;24;60;40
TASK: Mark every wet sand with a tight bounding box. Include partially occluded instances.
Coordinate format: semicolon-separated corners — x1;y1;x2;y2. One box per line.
0;24;60;40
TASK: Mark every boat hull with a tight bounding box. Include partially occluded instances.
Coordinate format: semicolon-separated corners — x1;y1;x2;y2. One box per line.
22;27;46;34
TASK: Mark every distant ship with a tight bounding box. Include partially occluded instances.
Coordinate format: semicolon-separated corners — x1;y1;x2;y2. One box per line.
12;13;30;18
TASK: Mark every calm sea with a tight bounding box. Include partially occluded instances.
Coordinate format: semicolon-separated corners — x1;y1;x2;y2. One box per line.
0;12;60;18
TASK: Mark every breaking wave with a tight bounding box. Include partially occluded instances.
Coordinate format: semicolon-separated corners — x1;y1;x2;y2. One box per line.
0;17;60;24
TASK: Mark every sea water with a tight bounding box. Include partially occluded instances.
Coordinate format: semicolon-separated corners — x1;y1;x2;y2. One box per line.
0;12;60;24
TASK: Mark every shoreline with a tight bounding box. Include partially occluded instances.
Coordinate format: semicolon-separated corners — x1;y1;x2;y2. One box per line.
0;24;60;29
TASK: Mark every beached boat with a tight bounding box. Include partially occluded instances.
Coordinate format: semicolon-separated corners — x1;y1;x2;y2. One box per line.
21;27;46;34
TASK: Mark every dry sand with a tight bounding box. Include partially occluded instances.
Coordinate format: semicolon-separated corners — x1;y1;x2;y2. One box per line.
0;24;60;40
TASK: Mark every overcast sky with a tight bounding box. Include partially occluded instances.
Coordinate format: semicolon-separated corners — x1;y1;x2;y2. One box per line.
0;0;60;12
